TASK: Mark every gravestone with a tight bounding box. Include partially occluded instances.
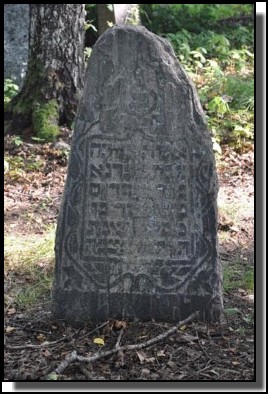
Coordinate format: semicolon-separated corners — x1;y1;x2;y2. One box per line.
4;4;29;89
53;25;223;324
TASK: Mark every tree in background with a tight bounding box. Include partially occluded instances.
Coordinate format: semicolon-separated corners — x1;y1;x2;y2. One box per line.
97;4;140;35
5;4;85;141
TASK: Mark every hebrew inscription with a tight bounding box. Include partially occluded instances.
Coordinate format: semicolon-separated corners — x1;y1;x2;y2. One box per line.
53;25;223;324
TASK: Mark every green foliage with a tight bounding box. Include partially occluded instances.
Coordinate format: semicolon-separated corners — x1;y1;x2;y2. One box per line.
84;4;97;32
5;226;55;308
224;307;240;316
84;20;97;32
84;47;92;62
223;264;254;293
166;30;253;69
125;4;140;26
204;74;254;149
226;26;254;49
207;96;229;116
4;160;9;174
16;278;52;308
32;100;59;142
227;47;254;71
225;76;254;111
11;135;23;147
140;4;254;151
47;372;58;381
4;152;44;180
140;4;253;39
4;79;19;104
4;155;24;170
244;269;254;291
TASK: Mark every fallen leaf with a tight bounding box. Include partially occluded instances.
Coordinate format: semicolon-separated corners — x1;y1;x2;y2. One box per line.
5;326;16;333
93;337;105;346
230;226;239;233
48;372;58;380
232;360;240;366
137;335;148;340
43;349;51;358
141;368;150;377
4;295;14;304
114;320;127;330
229;348;237;354
136;350;146;364
177;373;187;379
209;369;220;376
167;360;176;370
37;334;46;342
157;350;166;357
145;357;156;363
7;308;16;315
179;325;187;331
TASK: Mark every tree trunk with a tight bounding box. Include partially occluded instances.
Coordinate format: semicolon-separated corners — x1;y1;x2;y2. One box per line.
97;4;115;36
97;4;140;36
6;4;85;139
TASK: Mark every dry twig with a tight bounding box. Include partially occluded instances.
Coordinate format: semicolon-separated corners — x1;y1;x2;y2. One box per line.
47;311;199;379
115;329;124;349
6;337;69;350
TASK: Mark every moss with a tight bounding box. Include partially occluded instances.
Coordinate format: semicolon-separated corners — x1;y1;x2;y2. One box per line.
12;61;45;115
32;100;59;142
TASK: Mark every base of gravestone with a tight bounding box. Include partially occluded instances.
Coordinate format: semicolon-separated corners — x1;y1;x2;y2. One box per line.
52;289;223;326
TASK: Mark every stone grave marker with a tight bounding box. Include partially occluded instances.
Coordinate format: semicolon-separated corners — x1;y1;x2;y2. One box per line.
4;4;29;89
52;25;223;324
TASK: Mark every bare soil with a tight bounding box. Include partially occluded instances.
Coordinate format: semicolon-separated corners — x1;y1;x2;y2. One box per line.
4;134;254;381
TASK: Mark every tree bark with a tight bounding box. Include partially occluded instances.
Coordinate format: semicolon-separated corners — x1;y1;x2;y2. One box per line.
97;4;140;36
97;4;116;36
6;4;85;138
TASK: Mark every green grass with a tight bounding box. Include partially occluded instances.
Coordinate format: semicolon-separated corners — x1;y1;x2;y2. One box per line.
223;263;254;293
5;225;55;308
15;277;53;308
218;199;252;225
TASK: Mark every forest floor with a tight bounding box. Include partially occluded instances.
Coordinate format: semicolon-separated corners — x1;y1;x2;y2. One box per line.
4;132;254;381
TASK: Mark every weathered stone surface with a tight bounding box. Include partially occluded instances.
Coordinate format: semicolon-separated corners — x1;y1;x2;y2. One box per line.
53;25;223;324
4;4;29;89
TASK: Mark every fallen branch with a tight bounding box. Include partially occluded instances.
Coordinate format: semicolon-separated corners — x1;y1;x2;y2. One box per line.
74;320;109;345
6;337;69;350
196;330;211;360
115;329;124;350
47;311;199;379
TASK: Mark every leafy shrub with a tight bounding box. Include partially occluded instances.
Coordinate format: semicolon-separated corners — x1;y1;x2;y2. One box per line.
141;4;220;34
4;79;19;104
140;4;253;38
225;76;254;111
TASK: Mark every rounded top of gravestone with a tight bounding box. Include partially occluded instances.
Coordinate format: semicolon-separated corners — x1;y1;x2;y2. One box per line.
97;24;175;56
80;23;209;148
